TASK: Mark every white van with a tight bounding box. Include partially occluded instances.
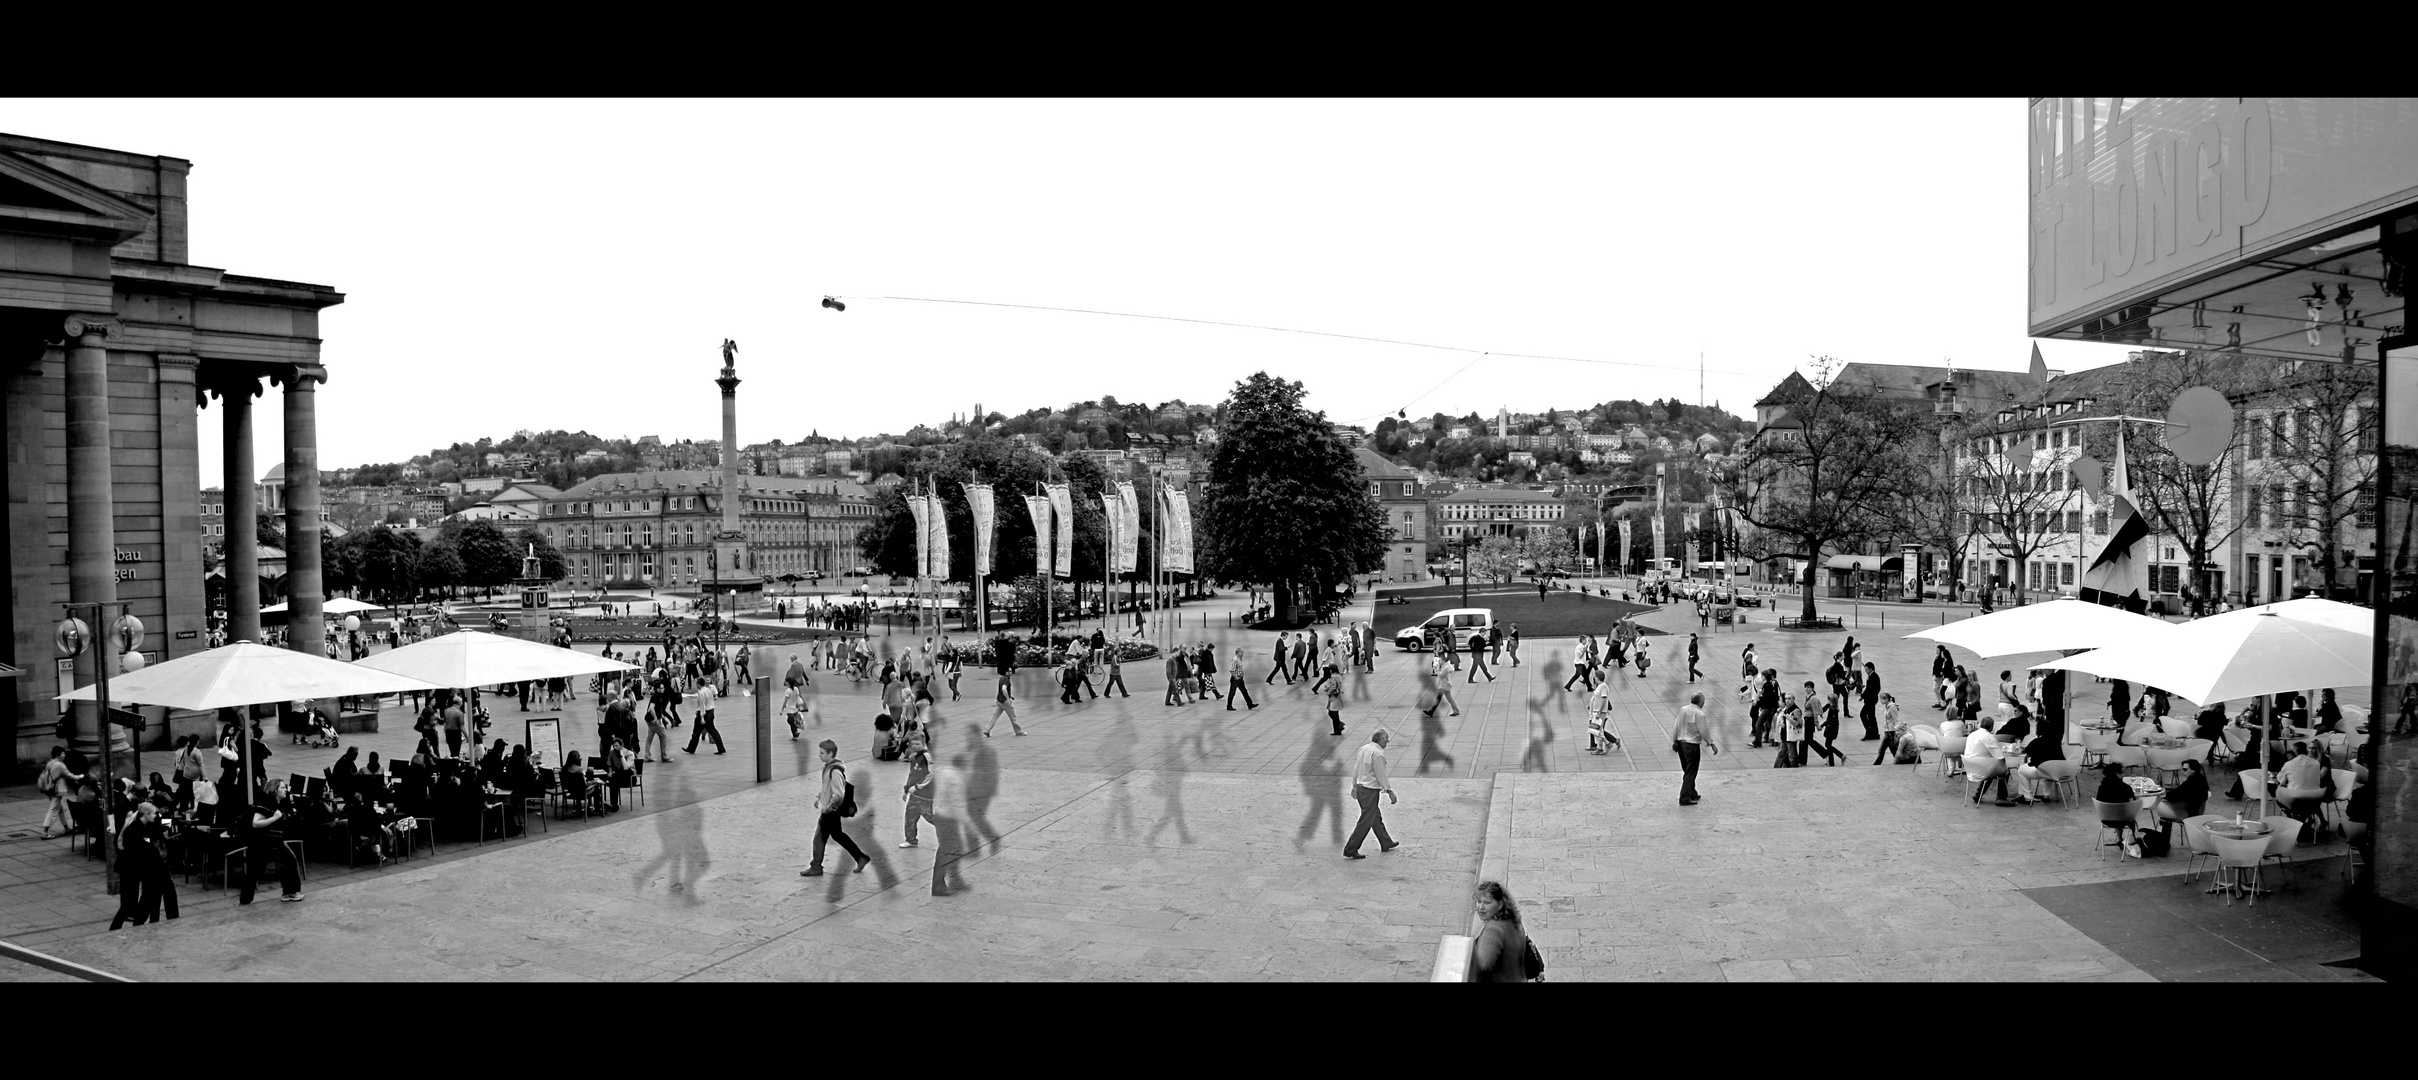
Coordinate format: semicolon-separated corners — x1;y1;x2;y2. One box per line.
1392;607;1497;653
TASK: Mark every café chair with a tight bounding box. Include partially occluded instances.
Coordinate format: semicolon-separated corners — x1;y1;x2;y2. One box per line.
627;759;645;807
552;772;591;823
1937;735;1968;782
521;769;552;834
2322;769;2357;830
2236;768;2273;819
2078;726;2113;769
1962;752;2002;806
2105;743;2148;778
2092;799;2138;859
2036;759;2082;809
2179;814;2224;883
2212;833;2269;906
2259;814;2302;890
2341;821;2369;881
2159;717;2194;740
2145;746;2192;787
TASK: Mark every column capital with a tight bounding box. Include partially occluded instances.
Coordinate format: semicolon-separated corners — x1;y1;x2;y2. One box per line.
199;369;263;404
268;362;328;389
58;314;123;343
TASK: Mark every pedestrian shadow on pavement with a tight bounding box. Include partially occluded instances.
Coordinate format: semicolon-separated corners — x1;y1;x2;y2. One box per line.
1145;728;1193;848
960;723;1004;857
1295;729;1346;851
1099;714;1137;840
633;769;711;906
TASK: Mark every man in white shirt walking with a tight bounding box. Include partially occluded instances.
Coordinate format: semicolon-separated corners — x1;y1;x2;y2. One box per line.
1342;729;1400;859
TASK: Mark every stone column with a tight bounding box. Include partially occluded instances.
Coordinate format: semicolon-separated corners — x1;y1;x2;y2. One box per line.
62;315;123;759
212;371;263;646
280;364;326;657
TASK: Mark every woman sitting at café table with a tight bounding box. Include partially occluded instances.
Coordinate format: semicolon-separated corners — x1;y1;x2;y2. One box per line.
2155;759;2208;826
561;750;599;813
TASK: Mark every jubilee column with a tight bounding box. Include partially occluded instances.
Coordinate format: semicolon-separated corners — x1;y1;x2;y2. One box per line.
61;315;123;760
279;364;327;657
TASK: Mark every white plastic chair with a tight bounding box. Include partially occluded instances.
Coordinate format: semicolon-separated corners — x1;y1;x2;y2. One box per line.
2105;743;2148;778
2093;799;2138;859
2260;814;2302;889
2218;724;2252;756
2180;738;2216;773
2145;746;2191;787
1938;735;1968;781
2179;814;2224;883
2236;768;2273;819
2212;833;2268;906
1964;753;2002;806
2037;759;2082;809
2160;717;2194;740
2079;726;2112;768
2322;769;2357;830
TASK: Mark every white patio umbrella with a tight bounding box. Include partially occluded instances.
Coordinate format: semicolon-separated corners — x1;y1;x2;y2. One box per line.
1905;598;2177;658
352;630;635;688
259;596;386;616
2030;608;2372;706
57;640;440;710
2196;596;2372;634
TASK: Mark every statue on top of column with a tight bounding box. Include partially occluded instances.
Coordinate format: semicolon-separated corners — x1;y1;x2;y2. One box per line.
721;338;738;370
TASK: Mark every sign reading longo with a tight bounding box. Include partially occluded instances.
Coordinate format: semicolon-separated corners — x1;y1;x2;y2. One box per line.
2027;97;2418;346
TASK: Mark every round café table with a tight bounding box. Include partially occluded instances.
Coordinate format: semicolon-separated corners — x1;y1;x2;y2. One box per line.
2204;818;2273;897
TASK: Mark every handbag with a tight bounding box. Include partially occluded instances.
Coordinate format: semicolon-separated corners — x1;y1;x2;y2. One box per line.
1521;937;1546;981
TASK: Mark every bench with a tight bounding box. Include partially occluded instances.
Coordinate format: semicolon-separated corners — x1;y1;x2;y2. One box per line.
1778;615;1844;631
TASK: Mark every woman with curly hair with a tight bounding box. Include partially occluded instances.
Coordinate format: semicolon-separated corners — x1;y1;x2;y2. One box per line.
1469;880;1535;983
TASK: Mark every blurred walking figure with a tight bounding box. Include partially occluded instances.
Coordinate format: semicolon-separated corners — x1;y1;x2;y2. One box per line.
985;676;1026;737
1226;646;1258;711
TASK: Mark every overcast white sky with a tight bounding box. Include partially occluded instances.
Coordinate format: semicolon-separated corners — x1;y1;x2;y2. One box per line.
3;98;2137;489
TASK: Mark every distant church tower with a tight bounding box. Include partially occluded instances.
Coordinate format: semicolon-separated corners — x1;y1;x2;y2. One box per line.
1497;406;1508;441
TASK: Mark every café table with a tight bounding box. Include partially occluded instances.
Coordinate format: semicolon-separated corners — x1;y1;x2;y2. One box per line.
1981;739;2028;805
2122;775;2166;827
2203;818;2273;896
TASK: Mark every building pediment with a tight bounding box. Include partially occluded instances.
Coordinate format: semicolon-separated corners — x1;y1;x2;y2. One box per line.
0;149;152;246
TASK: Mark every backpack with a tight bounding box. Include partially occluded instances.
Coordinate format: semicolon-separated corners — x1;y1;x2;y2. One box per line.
2140;829;2171;857
831;765;858;817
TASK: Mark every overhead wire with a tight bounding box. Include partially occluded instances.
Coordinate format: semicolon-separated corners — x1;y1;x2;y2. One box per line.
833;293;1760;424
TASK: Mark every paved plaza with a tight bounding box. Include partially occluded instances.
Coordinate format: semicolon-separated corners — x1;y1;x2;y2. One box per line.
0;587;2383;981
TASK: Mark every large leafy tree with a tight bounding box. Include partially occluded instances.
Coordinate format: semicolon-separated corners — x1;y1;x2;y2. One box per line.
448;519;522;597
351;525;423;603
1718;358;1930;622
1196;372;1387;626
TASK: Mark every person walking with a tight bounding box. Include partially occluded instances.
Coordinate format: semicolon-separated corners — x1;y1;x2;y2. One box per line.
1290;631;1312;682
1859;662;1883;740
1686;633;1701;683
1931;645;1955;710
1563;634;1595;692
1817;687;1846;766
1674;691;1718;805
1102;647;1130;698
800;740;871;877
1340;728;1399;859
1194;642;1222;700
1466;627;1496;683
985;675;1026;737
235;782;303;905
1469;881;1536;983
36;745;70;840
1632;634;1651;678
1164;647;1190;706
1505;623;1521;667
1058;656;1083;705
1325;678;1347;736
1739;644;1759;698
1490;622;1505;667
109;801;167;930
898;734;945;849
681;683;726;755
441;697;467;759
1359;622;1378;672
1226;646;1258;711
1427;650;1463;716
1266;631;1293;686
1751;669;1780;749
945;650;963;702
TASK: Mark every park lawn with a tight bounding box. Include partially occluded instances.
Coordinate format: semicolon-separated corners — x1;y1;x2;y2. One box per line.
1369;581;1667;644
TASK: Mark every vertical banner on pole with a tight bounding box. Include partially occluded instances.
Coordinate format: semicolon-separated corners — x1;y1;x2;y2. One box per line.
1163;486;1194;574
966;484;995;577
1684;510;1700;579
1114;481;1140;573
1651;514;1666;574
1618;518;1632;576
1046;483;1074;579
1025;495;1054;578
906;494;934;581
930;486;953;585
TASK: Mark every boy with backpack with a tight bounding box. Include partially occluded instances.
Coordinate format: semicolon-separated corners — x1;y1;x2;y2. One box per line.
801;739;870;877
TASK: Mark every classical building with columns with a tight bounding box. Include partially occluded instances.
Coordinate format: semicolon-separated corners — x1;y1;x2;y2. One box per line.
2;133;341;768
